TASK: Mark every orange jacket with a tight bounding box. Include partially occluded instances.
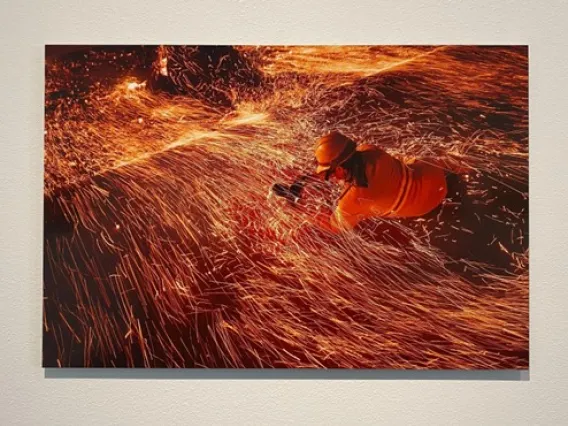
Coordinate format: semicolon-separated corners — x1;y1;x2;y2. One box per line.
331;145;447;230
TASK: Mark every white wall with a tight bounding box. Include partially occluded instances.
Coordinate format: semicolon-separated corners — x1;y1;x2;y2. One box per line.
1;0;567;424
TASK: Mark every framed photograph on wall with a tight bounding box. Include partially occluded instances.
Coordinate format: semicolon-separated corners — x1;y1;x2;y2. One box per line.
43;45;528;369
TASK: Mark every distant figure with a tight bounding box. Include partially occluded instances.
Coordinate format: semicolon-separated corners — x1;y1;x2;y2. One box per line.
313;131;464;232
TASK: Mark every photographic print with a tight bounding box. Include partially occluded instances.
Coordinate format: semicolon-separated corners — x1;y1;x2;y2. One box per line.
44;45;528;368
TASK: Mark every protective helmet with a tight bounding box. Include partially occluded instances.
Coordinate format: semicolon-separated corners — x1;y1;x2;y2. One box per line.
314;131;357;176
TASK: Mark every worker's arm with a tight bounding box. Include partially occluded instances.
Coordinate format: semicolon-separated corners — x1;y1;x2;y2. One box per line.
311;185;366;233
309;207;363;234
331;207;365;231
311;210;342;234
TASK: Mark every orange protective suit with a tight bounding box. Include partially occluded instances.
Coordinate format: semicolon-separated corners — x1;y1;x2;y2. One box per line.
331;145;447;230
